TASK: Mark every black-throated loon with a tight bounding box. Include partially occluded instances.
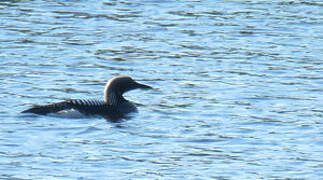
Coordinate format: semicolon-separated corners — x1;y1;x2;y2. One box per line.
22;76;152;120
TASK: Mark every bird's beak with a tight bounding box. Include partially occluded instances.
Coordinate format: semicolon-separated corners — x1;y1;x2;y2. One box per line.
135;81;152;90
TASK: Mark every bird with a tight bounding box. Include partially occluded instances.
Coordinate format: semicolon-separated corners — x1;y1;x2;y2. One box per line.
22;76;152;121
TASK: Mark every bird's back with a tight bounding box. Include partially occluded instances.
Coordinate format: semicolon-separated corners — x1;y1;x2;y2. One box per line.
22;98;137;120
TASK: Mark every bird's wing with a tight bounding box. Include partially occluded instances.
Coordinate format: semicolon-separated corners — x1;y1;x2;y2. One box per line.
22;99;106;115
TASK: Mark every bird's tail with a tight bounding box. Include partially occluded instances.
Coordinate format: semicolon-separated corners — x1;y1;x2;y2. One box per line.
22;101;70;115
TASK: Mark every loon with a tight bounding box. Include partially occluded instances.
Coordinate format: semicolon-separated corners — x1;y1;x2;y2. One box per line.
22;76;152;120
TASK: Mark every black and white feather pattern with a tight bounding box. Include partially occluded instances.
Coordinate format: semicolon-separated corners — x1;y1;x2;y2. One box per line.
70;99;106;107
22;98;108;116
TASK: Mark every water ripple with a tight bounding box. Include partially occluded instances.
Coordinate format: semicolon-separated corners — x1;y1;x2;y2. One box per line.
0;0;322;179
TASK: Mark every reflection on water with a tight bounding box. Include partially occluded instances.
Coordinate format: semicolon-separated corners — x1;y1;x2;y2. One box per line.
0;0;322;179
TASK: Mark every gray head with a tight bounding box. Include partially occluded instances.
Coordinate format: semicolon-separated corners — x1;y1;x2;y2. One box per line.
104;76;152;104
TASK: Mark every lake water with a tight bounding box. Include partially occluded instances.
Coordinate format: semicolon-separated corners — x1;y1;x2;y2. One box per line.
0;0;322;179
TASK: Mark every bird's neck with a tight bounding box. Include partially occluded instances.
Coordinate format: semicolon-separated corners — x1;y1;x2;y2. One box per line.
105;91;125;106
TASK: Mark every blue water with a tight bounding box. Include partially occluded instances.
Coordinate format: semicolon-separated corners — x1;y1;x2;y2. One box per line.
1;0;322;179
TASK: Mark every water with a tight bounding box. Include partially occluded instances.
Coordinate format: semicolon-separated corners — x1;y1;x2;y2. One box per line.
0;0;322;179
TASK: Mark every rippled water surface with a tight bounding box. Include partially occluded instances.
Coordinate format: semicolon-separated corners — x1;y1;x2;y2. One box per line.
1;0;322;179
